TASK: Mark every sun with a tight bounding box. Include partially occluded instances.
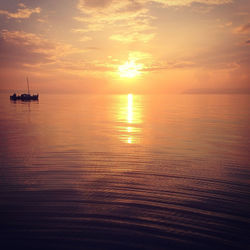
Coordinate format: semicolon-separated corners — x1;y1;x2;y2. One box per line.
118;60;143;78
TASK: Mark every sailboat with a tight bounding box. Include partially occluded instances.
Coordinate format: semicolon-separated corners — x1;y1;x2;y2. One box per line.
10;77;39;101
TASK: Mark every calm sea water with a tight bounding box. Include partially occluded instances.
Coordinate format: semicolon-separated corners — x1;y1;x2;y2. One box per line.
0;93;249;250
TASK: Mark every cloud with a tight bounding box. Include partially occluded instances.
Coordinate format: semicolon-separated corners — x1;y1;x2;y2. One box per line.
148;0;233;6
0;30;79;69
57;61;115;73
76;1;148;26
75;0;154;44
142;60;196;72
77;0;233;11
78;0;113;9
0;5;41;19
0;30;51;68
76;0;231;22
0;29;114;76
235;22;250;33
71;29;93;42
1;30;51;49
110;32;154;43
77;0;145;14
79;36;92;42
74;0;232;44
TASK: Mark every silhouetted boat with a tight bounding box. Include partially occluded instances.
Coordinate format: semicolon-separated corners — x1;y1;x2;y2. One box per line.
10;77;39;101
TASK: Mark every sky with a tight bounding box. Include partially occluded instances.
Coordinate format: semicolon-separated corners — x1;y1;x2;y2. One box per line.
0;0;250;94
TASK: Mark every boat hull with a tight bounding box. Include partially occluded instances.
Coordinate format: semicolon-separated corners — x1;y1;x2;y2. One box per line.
10;94;39;101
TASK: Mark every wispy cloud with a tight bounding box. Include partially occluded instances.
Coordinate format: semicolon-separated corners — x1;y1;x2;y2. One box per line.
141;60;196;72
235;22;250;33
78;36;92;42
74;0;153;43
0;29;115;76
150;0;233;6
71;29;93;42
110;32;154;43
74;0;232;45
0;4;40;19
0;30;81;68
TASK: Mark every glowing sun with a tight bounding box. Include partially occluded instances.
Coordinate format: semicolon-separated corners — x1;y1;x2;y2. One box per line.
118;60;143;78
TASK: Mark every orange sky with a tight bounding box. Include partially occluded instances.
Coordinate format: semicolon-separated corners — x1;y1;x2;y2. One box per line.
0;0;249;94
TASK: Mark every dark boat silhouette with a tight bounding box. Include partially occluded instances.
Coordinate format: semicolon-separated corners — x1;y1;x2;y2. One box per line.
10;77;39;101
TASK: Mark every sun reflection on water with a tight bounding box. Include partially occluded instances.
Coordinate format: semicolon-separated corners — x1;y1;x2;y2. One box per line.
116;94;142;144
127;94;133;124
127;137;132;144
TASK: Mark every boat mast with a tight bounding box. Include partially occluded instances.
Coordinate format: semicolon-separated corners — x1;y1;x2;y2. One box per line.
26;77;30;94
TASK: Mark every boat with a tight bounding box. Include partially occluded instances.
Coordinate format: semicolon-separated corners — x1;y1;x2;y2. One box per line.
10;77;39;101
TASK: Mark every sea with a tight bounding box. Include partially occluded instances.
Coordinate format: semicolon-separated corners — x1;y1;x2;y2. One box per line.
0;93;249;250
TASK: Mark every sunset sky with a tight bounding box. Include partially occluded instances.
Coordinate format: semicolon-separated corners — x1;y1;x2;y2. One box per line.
0;0;249;94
